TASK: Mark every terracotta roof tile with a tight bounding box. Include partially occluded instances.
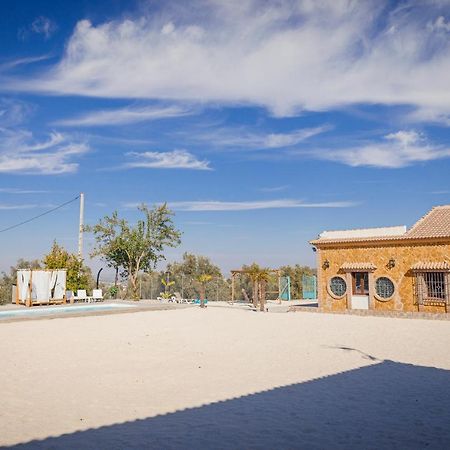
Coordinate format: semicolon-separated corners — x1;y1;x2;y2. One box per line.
411;261;450;271
341;262;377;271
311;205;450;245
405;205;450;239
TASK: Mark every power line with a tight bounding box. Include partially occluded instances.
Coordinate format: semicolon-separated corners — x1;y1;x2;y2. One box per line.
0;195;80;234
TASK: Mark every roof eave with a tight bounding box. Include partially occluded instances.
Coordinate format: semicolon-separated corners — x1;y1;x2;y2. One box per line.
310;235;450;247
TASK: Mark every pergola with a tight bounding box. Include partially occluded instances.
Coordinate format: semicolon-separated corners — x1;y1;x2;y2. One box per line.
230;268;282;304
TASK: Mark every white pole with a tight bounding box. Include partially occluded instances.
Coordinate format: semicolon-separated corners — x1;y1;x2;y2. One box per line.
78;192;84;258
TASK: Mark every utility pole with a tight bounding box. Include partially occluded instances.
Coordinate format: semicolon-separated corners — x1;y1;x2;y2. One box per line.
78;192;84;258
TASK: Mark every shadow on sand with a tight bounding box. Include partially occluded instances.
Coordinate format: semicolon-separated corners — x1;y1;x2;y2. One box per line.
5;358;450;449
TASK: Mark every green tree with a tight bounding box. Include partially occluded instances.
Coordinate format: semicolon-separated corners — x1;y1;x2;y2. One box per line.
241;263;273;310
42;242;92;292
87;204;181;300
257;268;272;311
166;253;226;301
243;263;263;308
280;264;316;299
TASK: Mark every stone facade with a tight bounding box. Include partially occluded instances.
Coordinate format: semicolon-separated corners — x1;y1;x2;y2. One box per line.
316;239;450;314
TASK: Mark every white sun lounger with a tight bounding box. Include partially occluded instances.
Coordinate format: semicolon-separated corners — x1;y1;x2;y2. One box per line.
91;289;104;302
73;289;88;303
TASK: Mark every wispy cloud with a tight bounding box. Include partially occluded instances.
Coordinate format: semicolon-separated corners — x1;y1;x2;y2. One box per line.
18;16;57;41
0;54;53;71
312;130;450;169
125;199;358;211
8;1;450;120
0;129;89;174
0;203;41;210
407;106;450;127
259;185;289;193
124;149;211;170
55;104;194;127
194;125;330;149
0;188;50;194
0;98;34;126
0;99;89;175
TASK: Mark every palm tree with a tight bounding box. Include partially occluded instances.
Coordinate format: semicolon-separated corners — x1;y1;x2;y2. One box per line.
197;274;212;308
160;277;175;299
257;268;272;312
246;263;262;308
245;263;272;311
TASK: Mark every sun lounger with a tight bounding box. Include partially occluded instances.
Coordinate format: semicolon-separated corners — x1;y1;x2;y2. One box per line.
73;289;88;303
91;289;103;302
172;292;184;303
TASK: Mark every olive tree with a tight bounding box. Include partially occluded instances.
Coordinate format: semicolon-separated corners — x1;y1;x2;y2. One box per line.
87;204;181;300
166;252;225;300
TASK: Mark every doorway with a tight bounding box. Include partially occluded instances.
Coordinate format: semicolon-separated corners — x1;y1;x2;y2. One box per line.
351;272;369;309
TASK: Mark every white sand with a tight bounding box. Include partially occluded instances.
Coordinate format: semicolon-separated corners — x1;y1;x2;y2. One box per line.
1;307;449;449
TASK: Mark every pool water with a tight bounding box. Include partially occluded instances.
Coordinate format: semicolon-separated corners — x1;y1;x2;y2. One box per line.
0;303;136;320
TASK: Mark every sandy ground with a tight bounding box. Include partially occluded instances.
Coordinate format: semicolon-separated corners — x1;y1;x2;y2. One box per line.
1;307;449;449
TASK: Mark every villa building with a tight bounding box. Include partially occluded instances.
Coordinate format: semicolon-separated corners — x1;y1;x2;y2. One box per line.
311;205;450;314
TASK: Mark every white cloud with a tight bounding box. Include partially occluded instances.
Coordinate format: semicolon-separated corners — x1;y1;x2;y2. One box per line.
0;188;50;194
7;1;450;119
316;130;450;168
32;17;54;37
407;106;450;126
124;149;211;170
55;104;194;127
18;16;57;41
144;199;358;211
385;130;421;147
0;129;89;174
427;16;450;32
31;16;57;39
259;185;290;193
0;55;52;71
194;125;329;149
0;203;41;210
0;98;34;126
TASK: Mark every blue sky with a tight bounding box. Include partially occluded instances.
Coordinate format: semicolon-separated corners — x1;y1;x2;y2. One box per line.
0;0;449;276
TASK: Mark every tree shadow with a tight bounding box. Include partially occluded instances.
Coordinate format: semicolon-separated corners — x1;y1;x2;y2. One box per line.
4;360;450;449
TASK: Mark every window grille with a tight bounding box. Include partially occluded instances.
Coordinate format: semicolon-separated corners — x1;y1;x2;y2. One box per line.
330;277;346;297
375;277;395;299
414;272;449;305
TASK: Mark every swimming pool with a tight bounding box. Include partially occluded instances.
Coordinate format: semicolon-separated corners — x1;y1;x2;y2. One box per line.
0;303;136;320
